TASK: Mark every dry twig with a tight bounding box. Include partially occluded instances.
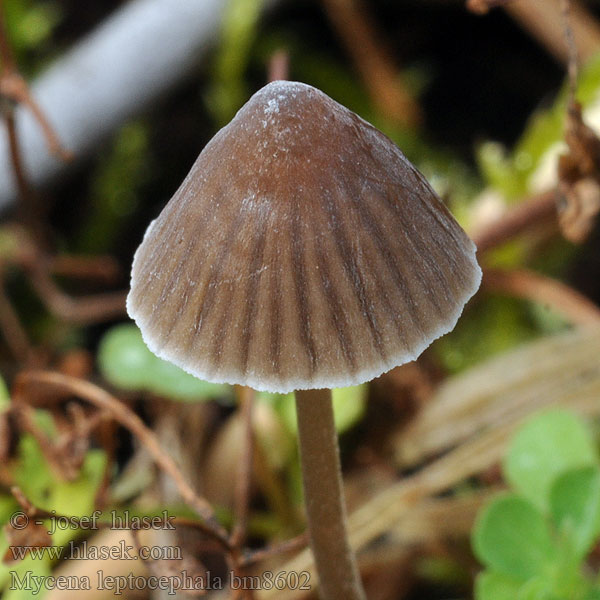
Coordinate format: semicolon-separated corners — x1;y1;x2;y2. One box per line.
483;267;600;325
11;402;83;480
12;370;231;548
27;263;127;324
321;0;421;127
0;1;70;235
241;533;309;568
267;50;289;83
471;190;557;253
0;3;70;162
0;4;125;360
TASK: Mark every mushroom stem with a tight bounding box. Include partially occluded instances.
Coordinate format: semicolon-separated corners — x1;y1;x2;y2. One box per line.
294;388;366;600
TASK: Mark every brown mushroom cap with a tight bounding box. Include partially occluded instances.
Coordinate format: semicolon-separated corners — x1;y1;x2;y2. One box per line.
127;81;481;393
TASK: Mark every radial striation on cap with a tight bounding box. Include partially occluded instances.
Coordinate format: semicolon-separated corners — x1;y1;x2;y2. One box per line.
127;81;482;393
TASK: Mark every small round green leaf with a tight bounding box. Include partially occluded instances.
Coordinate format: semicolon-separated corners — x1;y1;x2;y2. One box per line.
98;324;229;401
473;494;555;580
550;466;600;559
148;356;229;400
475;571;523;600
98;323;151;389
504;410;598;510
516;577;556;600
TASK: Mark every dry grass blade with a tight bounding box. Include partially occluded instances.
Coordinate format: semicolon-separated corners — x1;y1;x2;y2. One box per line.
396;325;600;467
385;487;500;546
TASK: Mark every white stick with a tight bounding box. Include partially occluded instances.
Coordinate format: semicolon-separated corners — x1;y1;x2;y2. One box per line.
0;0;237;207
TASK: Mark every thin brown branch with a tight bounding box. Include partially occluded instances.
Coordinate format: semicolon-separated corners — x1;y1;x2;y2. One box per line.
10;401;103;482
503;0;600;65
267;50;289;83
13;370;231;549
321;0;421;127
0;226;125;326
466;0;514;15
0;4;69;243
1;78;39;240
230;386;255;550
4;107;31;206
11;403;79;479
560;0;579;105
94;420;117;509
471;190;557;254
0;70;72;162
241;532;309;568
483;267;600;325
27;264;127;324
14;76;72;162
49;254;121;284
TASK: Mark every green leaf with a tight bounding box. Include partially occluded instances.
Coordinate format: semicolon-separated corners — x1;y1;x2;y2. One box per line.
435;295;537;374
473;494;555;580
14;437;105;528
0;431;107;596
0;373;9;409
478;52;600;200
476;142;524;199
148;356;228;401
516;577;556;600
97;323;151;389
13;432;54;506
260;385;367;435
550;466;600;559
207;0;267;126
584;586;600;600
330;386;368;433
475;571;523;600
0;495;18;524
77;121;151;253
3;0;62;58
503;410;598;510
98;324;229;401
1;555;53;600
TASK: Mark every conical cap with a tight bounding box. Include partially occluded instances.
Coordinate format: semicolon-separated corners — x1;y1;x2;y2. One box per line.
127;81;481;393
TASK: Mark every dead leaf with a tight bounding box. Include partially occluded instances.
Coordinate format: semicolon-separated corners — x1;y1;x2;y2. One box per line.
557;103;600;243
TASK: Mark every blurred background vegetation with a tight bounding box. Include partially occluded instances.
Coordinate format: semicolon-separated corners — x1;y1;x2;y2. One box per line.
1;0;600;599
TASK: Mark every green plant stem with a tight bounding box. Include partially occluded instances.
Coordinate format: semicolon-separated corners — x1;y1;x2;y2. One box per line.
294;388;365;600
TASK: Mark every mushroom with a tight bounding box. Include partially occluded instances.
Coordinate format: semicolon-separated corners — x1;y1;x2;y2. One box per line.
127;81;481;600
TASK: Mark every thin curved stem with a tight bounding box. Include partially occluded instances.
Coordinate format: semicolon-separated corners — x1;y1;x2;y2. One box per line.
294;388;366;600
